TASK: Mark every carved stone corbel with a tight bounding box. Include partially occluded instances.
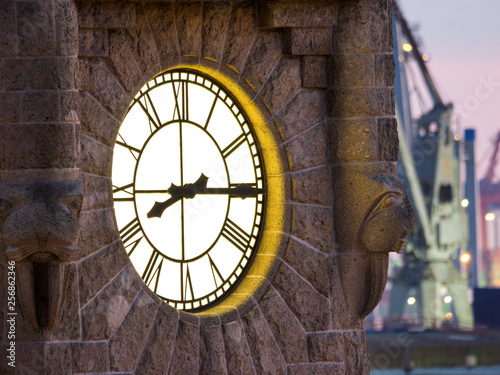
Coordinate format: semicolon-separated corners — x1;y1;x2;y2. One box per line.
333;165;416;321
0;179;83;331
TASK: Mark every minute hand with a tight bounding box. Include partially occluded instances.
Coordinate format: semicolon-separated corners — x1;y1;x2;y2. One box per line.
169;184;264;199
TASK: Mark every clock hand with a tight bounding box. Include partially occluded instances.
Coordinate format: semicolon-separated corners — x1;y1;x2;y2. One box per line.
147;174;209;218
147;173;264;219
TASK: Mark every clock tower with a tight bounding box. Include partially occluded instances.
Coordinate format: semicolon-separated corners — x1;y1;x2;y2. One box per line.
0;0;414;374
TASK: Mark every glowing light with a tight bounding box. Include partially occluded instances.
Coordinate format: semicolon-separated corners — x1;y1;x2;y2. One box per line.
407;297;416;305
454;133;461;141
444;295;452;304
460;253;471;263
446;312;453;320
485;213;496;221
402;43;413;52
461;199;469;208
422;53;430;61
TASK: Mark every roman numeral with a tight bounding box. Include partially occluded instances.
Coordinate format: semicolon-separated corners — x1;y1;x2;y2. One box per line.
143;250;163;293
119;218;142;248
183;265;195;301
136;94;161;131
222;133;246;158
221;219;251;253
208;254;224;287
116;134;141;160
172;81;188;121
204;93;219;129
113;183;134;202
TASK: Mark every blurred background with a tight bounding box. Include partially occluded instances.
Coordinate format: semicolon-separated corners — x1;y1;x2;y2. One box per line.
368;1;500;373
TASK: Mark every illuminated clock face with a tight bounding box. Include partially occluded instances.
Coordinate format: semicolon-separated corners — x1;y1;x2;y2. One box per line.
112;70;266;311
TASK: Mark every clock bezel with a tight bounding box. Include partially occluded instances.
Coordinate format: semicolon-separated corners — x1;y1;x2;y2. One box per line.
113;68;268;312
112;64;287;319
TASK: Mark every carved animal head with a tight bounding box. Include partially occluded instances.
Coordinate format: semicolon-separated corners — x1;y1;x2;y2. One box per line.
0;179;83;263
359;175;415;254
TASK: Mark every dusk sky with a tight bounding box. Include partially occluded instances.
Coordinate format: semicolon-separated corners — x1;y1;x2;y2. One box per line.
399;0;500;178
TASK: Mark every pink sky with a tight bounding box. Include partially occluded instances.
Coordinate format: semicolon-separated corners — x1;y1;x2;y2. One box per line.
399;0;500;179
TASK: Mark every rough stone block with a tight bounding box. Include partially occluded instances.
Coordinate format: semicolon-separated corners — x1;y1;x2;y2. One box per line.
378;117;399;161
55;0;78;56
344;330;370;374
22;91;60;123
222;318;256;375
124;4;161;78
82;173;112;211
259;287;308;363
257;1;336;28
273;263;331;332
0;1;18;57
329;118;378;163
60;90;79;123
79;241;129;306
71;342;109;374
81;265;142;341
291;166;331;206
328;55;375;87
308;332;344;362
79;29;109;57
260;58;301;114
0;92;22;123
143;2;179;64
77;1;136;29
77;58;128;117
78;91;120;148
328;255;365;330
287;363;345;375
136;304;180;375
327;87;394;118
77;208;118;259
284;239;329;296
199;324;227;375
241;30;282;93
3;123;77;170
285;28;331;56
242;306;287;374
301;56;328;89
274;90;326;141
18;343;73;374
375;53;395;86
175;2;202;57
80;134;113;176
333;0;392;54
109;290;159;373
169;319;200;375
106;30;144;95
17;1;56;57
285;123;328;171
4;56;76;91
223;1;257;73
291;204;333;254
202;1;231;61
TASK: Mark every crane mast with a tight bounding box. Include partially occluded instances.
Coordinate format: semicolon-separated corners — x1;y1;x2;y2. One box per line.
389;2;473;329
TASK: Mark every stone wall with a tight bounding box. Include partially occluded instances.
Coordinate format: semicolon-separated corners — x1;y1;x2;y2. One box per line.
0;0;413;374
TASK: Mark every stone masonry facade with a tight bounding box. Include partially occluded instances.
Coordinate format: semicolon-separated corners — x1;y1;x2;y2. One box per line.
0;0;414;374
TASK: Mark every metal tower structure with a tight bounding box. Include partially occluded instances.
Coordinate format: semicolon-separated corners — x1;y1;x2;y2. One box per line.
389;2;473;329
479;132;500;287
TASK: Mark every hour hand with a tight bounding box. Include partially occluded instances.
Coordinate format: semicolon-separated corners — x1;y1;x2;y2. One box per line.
147;174;209;218
147;195;182;218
